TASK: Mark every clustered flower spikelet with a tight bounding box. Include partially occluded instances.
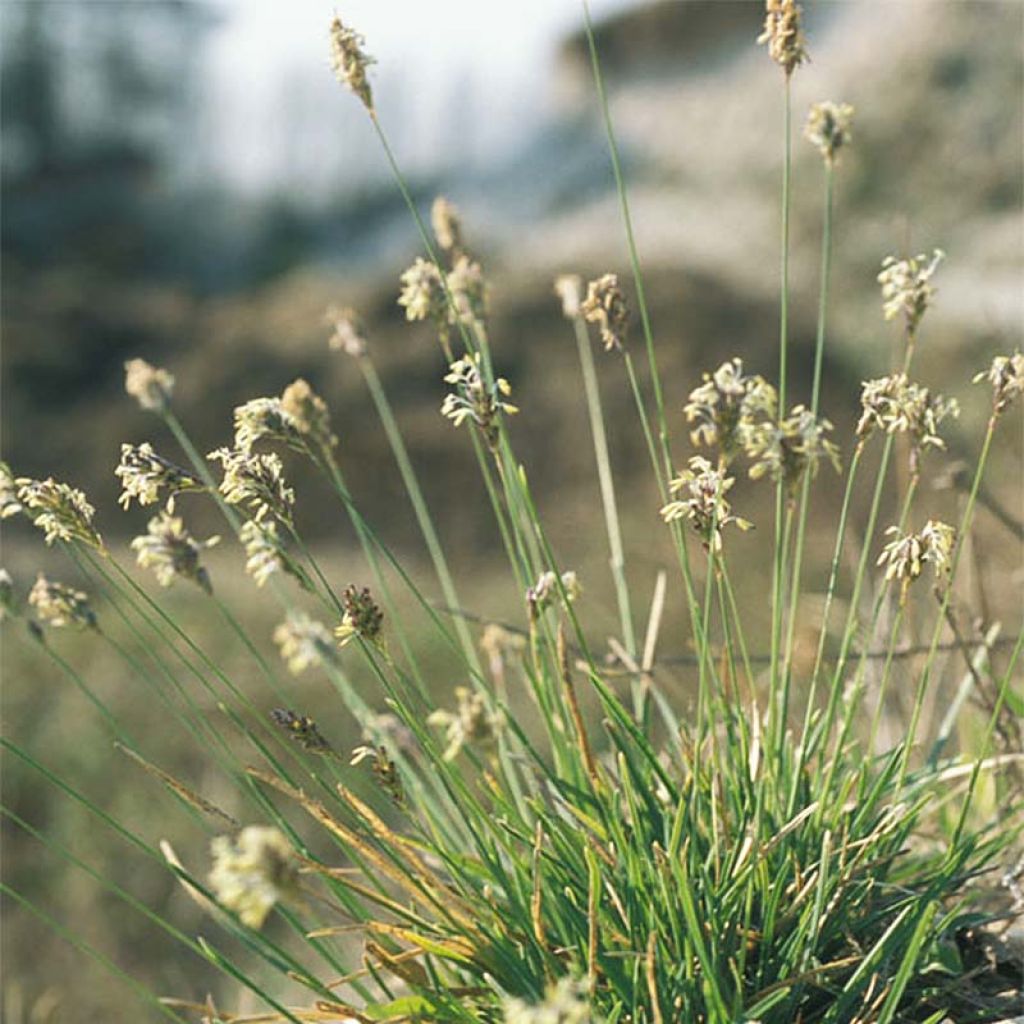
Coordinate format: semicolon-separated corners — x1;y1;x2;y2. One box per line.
974;351;1024;414
503;977;595;1024
124;358;174;412
878;250;944;334
661;457;752;553
527;570;582;616
208;825;297;929
328;16;374;110
1;463;22;519
431;196;463;256
334;584;384;650
280;378;337;450
757;0;808;77
209;447;294;524
581;274;628;351
746;406;840;497
350;743;404;806
325;305;367;357
857;374;958;473
441;354;518;446
239;520;309;590
684;359;776;463
270;708;333;754
131;506;218;593
878;520;956;597
363;712;416;756
115;443;201;511
446;255;488;325
273;612;336;675
233;397;304;454
398;258;447;324
554;275;583;320
804;101;853;164
16;476;104;551
28;574;97;630
481;624;526;662
427;687;503;761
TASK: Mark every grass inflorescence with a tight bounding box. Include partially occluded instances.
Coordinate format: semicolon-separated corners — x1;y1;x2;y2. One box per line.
3;5;1023;1023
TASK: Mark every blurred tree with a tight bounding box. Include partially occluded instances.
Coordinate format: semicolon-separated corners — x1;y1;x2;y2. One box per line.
1;0;217;273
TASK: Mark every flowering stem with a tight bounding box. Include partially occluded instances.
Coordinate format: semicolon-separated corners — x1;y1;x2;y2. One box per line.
582;0;673;480
778;77;793;417
571;313;637;661
782;163;836;725
805;436;895;816
621;350;715;689
358;355;482;675
897;416;998;788
29;629;131;744
803;446;862;712
768;75;793;756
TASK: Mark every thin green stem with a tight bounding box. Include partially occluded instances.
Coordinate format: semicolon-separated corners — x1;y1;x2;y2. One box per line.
358;355;482;674
898;417;999;787
582;0;672;480
571;313;637;660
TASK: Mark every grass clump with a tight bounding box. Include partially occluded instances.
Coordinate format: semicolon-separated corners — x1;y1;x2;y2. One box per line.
3;5;1023;1023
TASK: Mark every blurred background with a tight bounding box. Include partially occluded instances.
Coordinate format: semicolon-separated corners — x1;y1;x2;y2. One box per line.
2;0;1022;1019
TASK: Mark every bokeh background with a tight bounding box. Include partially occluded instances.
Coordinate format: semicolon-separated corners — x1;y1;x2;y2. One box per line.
2;1;1022;1019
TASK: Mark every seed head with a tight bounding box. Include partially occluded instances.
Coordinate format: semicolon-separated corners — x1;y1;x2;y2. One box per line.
350;743;404;807
431;196;464;256
427;686;503;762
273;612;336;675
28;573;97;631
398;257;447;324
504;977;594;1024
1;463;22;519
270;708;333;755
233;397;304;454
554;274;584;320
209;825;297;930
684;358;777;463
878;520;956;599
16;476;104;552
974;351;1024;414
124;358;174;412
239;520;310;590
527;570;582;616
480;623;527;687
757;0;809;77
131;506;218;593
328;16;374;111
857;374;958;474
115;443;201;511
746;405;840;497
661;457;753;553
480;623;526;660
280;378;337;451
446;255;488;326
334;584;385;650
363;712;416;756
804;101;853;165
325;305;367;358
441;353;518;447
209;447;294;524
581;273;628;351
878;249;944;335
